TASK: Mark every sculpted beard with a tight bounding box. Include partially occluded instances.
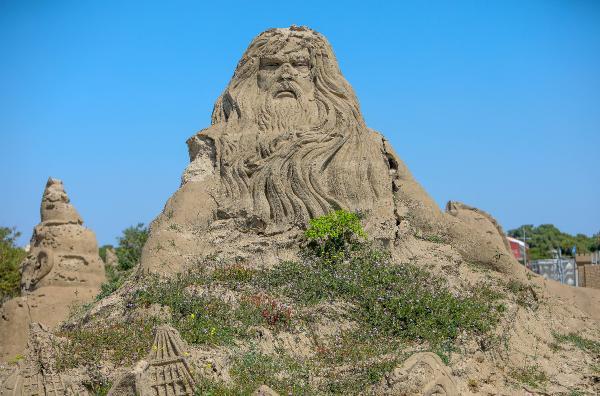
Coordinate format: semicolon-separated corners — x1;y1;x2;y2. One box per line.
256;79;319;133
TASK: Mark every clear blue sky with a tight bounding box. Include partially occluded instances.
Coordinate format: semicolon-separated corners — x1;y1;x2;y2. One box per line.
1;1;599;246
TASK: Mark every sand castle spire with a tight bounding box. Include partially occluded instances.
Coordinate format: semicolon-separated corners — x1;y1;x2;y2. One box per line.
40;177;83;224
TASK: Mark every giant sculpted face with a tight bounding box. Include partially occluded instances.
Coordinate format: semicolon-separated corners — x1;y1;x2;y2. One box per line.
211;26;364;134
255;39;317;133
257;41;313;101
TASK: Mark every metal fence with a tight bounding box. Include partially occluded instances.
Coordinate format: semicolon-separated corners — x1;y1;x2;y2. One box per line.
529;258;577;286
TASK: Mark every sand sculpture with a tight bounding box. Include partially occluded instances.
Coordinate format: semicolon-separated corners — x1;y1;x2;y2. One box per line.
103;247;118;268
0;323;88;396
373;352;458;395
0;178;104;361
2;26;599;395
107;325;195;396
140;26;521;280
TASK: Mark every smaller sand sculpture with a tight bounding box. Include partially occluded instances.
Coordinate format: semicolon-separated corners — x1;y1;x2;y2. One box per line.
20;178;104;290
103;247;118;268
107;325;195;396
0;178;104;362
373;352;458;395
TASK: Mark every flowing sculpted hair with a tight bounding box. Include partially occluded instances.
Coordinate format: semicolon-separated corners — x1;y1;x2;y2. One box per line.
202;27;384;225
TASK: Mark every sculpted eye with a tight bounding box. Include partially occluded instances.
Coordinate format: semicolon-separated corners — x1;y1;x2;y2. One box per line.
294;60;309;69
260;59;281;69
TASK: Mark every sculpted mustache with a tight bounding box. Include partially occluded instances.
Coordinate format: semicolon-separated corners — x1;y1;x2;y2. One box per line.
272;80;301;96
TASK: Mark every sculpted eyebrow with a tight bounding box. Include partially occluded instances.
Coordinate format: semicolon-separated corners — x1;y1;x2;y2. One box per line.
261;56;284;63
291;56;309;63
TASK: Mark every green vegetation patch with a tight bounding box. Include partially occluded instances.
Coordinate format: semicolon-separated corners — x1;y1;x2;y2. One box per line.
56;318;155;370
0;227;27;303
195;349;314;395
552;332;600;355
96;223;149;301
256;246;504;359
304;209;366;259
509;365;548;389
76;210;506;393
134;272;293;346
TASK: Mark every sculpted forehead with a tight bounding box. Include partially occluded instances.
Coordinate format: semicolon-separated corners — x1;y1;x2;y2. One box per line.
261;37;309;59
261;46;309;63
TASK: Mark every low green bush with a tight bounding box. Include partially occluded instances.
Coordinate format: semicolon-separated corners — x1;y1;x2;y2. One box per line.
304;210;366;259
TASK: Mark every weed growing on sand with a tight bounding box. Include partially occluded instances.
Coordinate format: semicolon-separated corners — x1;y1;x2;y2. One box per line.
194;349;314;394
552;332;600;355
134;272;293;346
314;328;404;366
56;318;155;370
7;353;24;365
505;279;538;309
423;234;445;243
509;365;548;389
325;358;400;394
467;378;479;392
212;264;256;284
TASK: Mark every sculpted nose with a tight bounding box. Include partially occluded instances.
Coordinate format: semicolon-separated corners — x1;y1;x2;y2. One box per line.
280;63;296;79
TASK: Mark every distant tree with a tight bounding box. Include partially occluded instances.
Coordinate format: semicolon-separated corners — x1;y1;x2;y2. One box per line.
0;227;27;304
115;223;148;271
508;224;598;260
96;223;148;300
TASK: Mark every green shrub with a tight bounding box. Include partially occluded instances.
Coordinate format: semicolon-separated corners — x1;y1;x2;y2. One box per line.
304;210;366;259
0;227;27;303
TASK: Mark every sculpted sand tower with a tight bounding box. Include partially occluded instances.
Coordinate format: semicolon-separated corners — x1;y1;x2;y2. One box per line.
141;26;522;278
0;178;105;361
